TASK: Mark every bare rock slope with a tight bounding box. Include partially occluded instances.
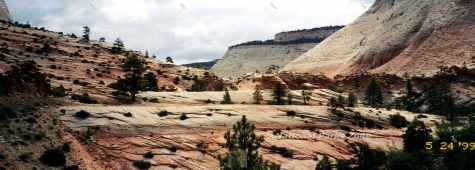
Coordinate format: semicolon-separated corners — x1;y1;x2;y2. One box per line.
211;27;342;79
282;0;475;78
0;0;9;22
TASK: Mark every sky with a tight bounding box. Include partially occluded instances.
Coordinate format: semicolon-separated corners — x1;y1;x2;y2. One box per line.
6;0;374;64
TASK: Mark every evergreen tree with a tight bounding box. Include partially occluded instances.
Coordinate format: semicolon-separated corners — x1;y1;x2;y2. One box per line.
99;37;106;42
347;92;357;107
316;156;332;170
220;116;278;169
287;93;293;105
424;81;455;120
166;56;174;64
337;95;345;108
328;97;338;108
112;38;125;53
403;119;431;152
142;72;159;91
253;86;264;104
336;159;352;170
301;90;311;105
272;83;286;105
402;80;419;112
356;144;386;170
365;78;384;107
222;89;233;104
110;53;146;101
82;26;90;42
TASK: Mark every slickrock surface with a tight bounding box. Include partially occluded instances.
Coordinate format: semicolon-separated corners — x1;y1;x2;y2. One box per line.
60;91;443;170
282;0;475;78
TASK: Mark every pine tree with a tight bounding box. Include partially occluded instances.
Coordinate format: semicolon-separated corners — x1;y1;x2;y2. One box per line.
424;81;455;120
316;156;332;170
166;56;174;64
272;83;286;105
302;90;311;105
82;26;90;42
99;37;106;42
402;80;419;112
220;116;278;169
222;89;233;104
403;119;431;152
142;72;159;91
287;93;293;105
112;38;125;53
337;95;345;108
109;53;146;102
253;86;264;104
348;92;357;107
328;97;338;108
365;78;384;107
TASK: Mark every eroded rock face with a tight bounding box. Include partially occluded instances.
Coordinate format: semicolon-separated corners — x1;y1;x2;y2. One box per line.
211;27;342;79
0;0;10;22
211;44;317;79
282;0;475;78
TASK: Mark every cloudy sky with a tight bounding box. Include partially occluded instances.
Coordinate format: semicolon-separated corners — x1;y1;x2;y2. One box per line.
7;0;373;64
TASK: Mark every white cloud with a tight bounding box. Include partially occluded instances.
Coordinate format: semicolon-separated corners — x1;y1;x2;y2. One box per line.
7;0;373;64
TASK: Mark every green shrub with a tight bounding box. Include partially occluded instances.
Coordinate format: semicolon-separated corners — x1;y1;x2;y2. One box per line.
51;86;66;97
132;160;151;169
389;114;409;128
180;113;188;120
143;152;154;159
0;106;16;122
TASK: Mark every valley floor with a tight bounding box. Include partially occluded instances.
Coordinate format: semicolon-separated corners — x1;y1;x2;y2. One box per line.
59;91;443;170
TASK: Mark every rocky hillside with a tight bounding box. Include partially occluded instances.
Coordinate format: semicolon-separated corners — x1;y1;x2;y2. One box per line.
210;26;342;79
0;21;222;104
282;0;475;78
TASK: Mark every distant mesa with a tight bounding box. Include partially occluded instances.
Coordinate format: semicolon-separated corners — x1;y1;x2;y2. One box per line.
210;26;343;79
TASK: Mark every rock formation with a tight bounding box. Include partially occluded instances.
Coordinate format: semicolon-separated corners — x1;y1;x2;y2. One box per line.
0;0;10;22
211;26;342;79
282;0;475;78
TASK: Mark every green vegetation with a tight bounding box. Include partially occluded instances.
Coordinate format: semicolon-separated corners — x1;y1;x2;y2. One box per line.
301;90;311;105
109;54;149;102
50;85;66;97
365;78;384;107
253;86;264;104
222;89;233;104
82;26;90;42
389;114;409;128
272;84;286;105
191;77;209;91
111;38;125;53
180;113;188;120
347;92;357;107
315;156;332;170
220;116;280;169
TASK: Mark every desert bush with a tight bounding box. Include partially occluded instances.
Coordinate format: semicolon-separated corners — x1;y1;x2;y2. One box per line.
75;110;90;119
143;152;154;159
389;114;409;128
50;85;66;97
133;160;151;169
180;113;188;120
39;149;66;167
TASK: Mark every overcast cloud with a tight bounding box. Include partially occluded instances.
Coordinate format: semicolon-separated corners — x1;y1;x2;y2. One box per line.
7;0;374;64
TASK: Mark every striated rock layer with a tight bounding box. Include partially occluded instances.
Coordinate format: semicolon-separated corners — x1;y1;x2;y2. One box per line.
282;0;475;78
211;26;342;79
0;0;10;22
